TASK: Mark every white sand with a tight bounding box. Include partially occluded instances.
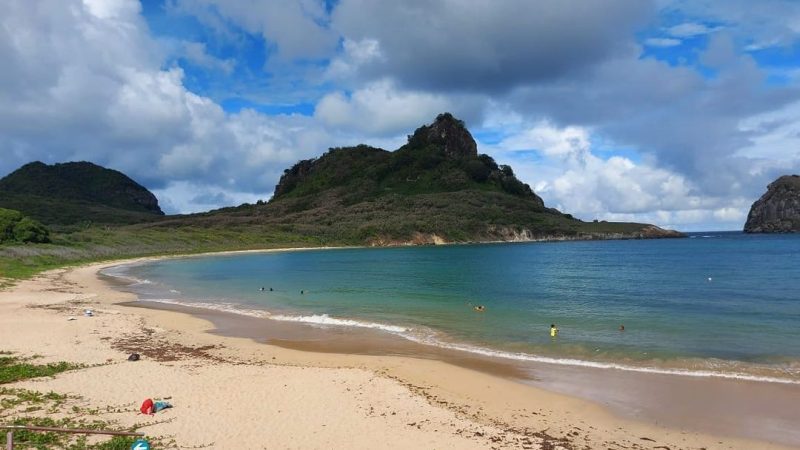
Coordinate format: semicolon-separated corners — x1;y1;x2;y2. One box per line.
0;261;795;449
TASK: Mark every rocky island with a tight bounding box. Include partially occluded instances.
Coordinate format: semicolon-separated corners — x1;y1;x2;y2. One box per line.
744;175;800;233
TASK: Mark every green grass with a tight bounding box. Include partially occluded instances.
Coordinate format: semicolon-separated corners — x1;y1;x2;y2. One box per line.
0;355;82;384
1;416;139;450
1;382;146;449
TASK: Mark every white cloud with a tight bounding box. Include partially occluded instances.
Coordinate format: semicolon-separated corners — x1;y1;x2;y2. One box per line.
315;80;478;136
181;41;235;74
645;37;682;47
152;181;265;214
0;0;338;213
479;120;751;230
737;100;800;162
667;22;718;38
175;0;338;62
661;0;800;49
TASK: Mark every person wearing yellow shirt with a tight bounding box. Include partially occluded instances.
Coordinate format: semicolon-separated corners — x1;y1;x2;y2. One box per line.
550;324;559;338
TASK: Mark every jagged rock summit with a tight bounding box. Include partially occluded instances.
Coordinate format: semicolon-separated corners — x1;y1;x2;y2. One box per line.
744;175;800;233
407;112;478;159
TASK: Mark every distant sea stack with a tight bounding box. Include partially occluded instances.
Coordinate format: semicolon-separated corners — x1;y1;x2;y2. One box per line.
744;175;800;233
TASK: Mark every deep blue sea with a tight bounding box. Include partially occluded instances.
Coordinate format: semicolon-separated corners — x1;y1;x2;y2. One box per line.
105;232;800;383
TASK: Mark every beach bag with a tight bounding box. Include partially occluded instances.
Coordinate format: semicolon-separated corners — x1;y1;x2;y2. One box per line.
128;353;140;361
140;398;154;414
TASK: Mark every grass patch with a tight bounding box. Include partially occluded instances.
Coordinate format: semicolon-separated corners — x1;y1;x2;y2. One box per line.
1;416;139;450
1;387;156;450
0;354;82;384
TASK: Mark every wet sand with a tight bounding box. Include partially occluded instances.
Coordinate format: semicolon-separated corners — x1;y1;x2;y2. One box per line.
2;257;797;449
127;298;800;447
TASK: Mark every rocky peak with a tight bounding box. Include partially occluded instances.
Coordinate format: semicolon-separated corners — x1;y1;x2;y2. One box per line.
407;113;478;159
744;175;800;233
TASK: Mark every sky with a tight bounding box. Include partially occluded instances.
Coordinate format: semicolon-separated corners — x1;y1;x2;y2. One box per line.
1;0;799;231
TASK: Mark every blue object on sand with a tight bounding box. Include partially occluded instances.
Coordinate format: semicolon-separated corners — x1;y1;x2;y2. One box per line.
131;438;150;450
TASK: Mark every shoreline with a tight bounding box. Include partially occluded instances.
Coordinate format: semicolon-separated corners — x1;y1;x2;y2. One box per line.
121;297;800;447
1;256;797;449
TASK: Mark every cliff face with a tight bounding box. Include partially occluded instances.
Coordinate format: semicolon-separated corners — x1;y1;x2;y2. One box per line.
744;175;800;233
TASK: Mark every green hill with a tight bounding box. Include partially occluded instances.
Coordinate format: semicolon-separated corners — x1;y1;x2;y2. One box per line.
0;161;164;226
156;113;681;244
0;114;682;281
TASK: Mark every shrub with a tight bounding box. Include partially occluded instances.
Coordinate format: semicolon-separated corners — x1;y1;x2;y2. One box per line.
0;208;50;244
0;208;24;242
13;217;50;243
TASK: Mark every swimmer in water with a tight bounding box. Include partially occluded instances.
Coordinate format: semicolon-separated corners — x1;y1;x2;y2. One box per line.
259;287;265;292
619;324;625;331
550;324;559;337
473;305;485;312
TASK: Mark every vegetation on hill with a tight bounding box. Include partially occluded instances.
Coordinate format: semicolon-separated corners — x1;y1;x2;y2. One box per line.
0;161;163;227
0;208;50;244
0;113;682;282
198;113;679;244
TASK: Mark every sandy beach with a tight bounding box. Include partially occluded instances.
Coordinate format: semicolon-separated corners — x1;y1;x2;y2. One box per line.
1;256;797;449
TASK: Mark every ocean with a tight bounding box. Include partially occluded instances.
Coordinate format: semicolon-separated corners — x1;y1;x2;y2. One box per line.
104;232;800;383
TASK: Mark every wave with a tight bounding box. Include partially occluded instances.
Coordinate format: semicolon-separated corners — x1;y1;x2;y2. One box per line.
134;297;800;385
407;337;800;385
140;298;270;319
269;313;408;334
100;266;154;286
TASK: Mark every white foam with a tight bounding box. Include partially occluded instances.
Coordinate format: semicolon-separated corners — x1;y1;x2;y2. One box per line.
100;266;153;286
269;313;408;334
402;336;800;385
132;298;800;385
143;298;269;319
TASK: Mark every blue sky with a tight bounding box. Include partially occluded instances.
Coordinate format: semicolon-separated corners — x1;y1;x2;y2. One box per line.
1;0;799;231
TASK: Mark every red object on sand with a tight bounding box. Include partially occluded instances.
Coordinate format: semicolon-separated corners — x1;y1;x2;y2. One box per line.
140;398;154;414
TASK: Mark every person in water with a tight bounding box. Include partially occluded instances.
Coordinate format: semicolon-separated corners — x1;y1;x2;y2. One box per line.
619;324;625;331
473;305;485;312
550;324;559;337
259;287;265;292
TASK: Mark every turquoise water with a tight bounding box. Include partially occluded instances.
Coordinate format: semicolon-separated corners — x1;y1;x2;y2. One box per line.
107;232;800;382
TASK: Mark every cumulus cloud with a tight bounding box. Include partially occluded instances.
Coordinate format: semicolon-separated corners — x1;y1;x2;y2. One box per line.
667;22;719;38
330;0;653;92
0;0;333;212
180;41;235;74
481;120;753;230
314;80;485;136
2;0;800;231
661;0;800;49
644;37;682;47
173;0;338;62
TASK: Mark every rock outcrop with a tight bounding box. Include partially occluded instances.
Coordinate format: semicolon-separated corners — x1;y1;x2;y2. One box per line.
407;112;478;159
744;175;800;233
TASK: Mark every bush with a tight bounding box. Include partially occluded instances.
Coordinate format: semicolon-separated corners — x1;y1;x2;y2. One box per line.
465;159;491;182
0;208;25;242
0;208;50;244
13;217;50;243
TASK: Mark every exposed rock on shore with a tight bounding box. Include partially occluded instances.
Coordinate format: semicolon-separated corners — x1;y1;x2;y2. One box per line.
744;175;800;233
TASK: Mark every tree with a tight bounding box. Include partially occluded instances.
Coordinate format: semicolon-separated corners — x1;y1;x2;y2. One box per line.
13;217;50;243
0;208;23;242
0;208;50;244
